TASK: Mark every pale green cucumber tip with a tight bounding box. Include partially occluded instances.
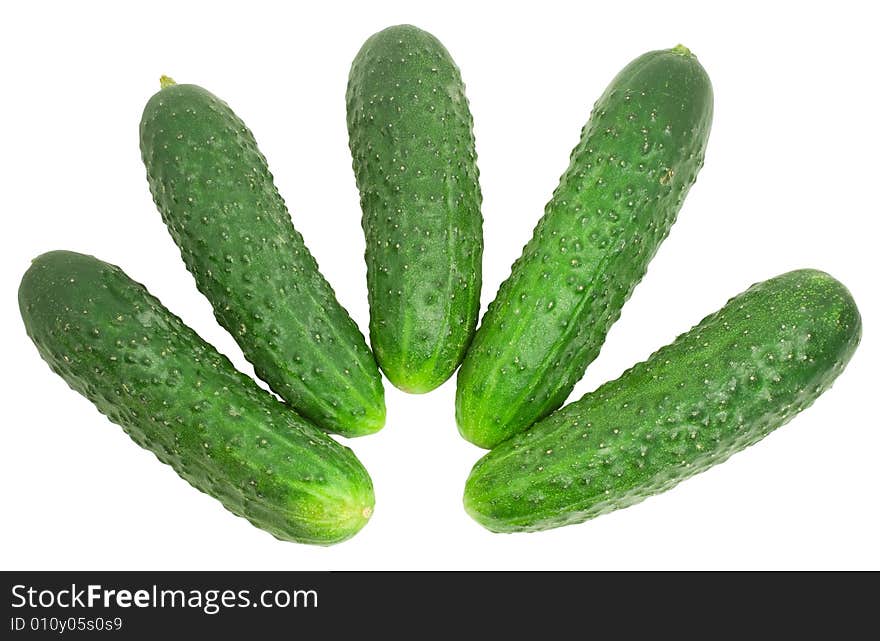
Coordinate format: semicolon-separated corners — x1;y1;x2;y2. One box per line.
384;368;444;395
324;490;375;545
385;23;419;34
463;480;501;532
392;380;438;395
671;44;694;57
348;497;375;535
159;75;177;89
456;419;495;450
353;406;386;436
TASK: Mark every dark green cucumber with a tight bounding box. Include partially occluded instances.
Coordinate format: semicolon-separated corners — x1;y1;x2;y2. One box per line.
456;46;713;448
140;78;384;437
347;25;483;393
464;270;861;533
19;251;374;545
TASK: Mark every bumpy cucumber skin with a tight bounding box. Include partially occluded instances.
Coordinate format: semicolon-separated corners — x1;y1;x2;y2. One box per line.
456;47;714;448
464;270;861;533
19;251;374;545
347;25;483;393
140;83;384;437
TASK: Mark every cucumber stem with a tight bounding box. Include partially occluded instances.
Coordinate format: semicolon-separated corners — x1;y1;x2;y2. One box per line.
671;44;693;57
159;75;177;89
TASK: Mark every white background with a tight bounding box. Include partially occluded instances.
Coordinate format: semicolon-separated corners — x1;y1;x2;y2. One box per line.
1;1;877;570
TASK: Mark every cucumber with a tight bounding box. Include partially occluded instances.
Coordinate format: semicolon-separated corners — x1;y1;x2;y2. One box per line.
456;46;714;448
346;25;483;393
140;79;384;437
464;270;861;533
19;251;374;545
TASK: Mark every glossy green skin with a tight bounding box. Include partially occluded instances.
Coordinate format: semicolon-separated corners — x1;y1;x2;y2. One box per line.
347;25;483;393
465;270;861;533
140;83;384;436
19;251;374;545
456;47;713;448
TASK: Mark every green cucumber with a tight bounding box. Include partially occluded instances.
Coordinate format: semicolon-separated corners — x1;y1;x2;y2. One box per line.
19;251;374;545
140;78;384;437
347;25;483;393
456;46;714;448
464;269;861;533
